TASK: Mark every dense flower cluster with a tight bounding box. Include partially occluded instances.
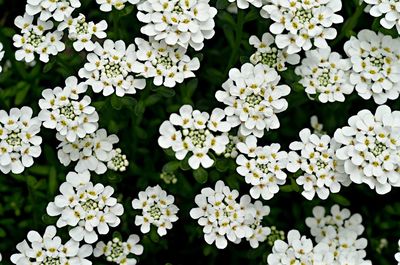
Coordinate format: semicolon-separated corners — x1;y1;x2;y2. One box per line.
132;185;179;236
216;63;290;137
0;107;42;174
261;0;344;54
38;76;99;142
344;29;400;104
46;171;124;243
56;128;123;174
295;48;353;103
94;235;144;265
236;135;289;200
134;38;200;87
137;0;217;50
158;105;231;169
249;33;300;71
190;180;271;249
11;226;92;265
78;39;146;97
334;105;400;194
287;128;351;200
364;0;400;34
26;0;81;22
13;14;65;63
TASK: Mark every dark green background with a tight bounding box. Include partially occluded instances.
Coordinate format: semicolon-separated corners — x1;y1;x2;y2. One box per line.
0;0;399;264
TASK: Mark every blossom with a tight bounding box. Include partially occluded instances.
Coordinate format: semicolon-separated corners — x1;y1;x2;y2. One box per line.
13;14;65;63
58;13;108;52
261;0;343;54
236;135;289;200
287;128;351;200
0;106;42;174
56;128;122;174
136;0;217;50
0;42;4;73
295;47;353;103
38;76;99;142
216;63;290;137
190;180;271;249
10;226;92;265
344;29;400;104
334;105;400;195
132;185;179;236
229;0;262;9
134;37;200;88
107;148;129;172
158;105;231;170
46;171;124;244
96;0;139;12
94;235;144;265
78;39;146;97
364;0;400;34
396;239;400;264
25;0;81;21
249;33;300;71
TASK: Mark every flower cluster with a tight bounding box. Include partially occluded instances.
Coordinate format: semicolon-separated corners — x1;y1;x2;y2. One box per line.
261;0;343;54
137;0;217;51
78;39;146;97
11;226;92;265
0;107;42;174
0;42;4;73
249;33;300;71
38;76;99;142
287;128;351;200
94;235;144;265
134;38;200;87
236;135;289;200
344;29;400;104
132;185;179;236
26;0;81;22
158;105;231;169
190;181;271;249
334;105;400;194
364;0;400;34
295;48;353;103
216;63;290;137
46;171;124;244
107;148;129;172
56;128;124;174
58;13;108;52
305;205;371;264
96;0;139;12
13;14;65;63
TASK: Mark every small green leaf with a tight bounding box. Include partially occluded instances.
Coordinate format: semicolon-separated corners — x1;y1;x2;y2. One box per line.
193;167;208;184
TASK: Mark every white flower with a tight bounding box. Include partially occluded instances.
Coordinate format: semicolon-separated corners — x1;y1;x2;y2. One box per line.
96;0;139;12
56;128;121;174
364;0;400;34
58;14;108;52
305;205;371;265
0;42;4;73
132;185;179;236
78;39;146;97
46;171;124;244
13;14;65;63
396;239;400;264
137;0;217;50
216;63;290;137
261;0;343;54
334;105;400;195
94;235;144;264
249;33;300;71
344;29;400;104
26;0;81;22
134;37;200;88
10;225;93;265
229;0;262;9
310;115;325;136
158;105;231;170
38;76;99;142
236;135;289;200
107;148;129;172
295;47;353;103
0;106;42;174
287;128;351;200
190;180;271;249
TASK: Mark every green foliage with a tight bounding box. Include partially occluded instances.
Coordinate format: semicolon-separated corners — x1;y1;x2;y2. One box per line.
0;0;399;265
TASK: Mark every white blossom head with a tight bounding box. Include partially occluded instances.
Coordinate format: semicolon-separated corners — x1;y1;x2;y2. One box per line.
94;235;144;264
363;0;400;34
26;0;81;22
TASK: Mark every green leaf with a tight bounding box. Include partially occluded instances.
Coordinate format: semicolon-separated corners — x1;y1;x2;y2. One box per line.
193;167;208;184
331;194;351;207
